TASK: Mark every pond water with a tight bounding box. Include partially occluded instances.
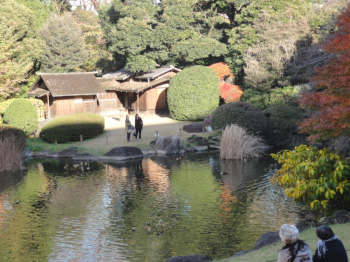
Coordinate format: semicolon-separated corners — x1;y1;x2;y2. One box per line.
0;152;308;262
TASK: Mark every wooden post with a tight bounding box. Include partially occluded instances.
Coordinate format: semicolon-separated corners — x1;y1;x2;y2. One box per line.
106;135;108;145
124;92;129;111
46;94;50;119
80;135;83;142
136;92;140;114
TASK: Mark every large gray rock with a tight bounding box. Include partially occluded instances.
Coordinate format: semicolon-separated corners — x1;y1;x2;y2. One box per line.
48;147;79;158
164;255;212;262
155;136;184;155
183;123;204;133
100;146;144;161
254;231;280;249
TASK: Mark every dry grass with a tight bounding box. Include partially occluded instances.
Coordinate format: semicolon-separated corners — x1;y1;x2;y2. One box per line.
0;131;26;172
220;124;264;160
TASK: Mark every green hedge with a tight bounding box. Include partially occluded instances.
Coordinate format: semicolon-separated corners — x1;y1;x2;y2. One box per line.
167;66;220;120
3;98;38;136
211;101;267;135
40;113;105;143
0;124;27;172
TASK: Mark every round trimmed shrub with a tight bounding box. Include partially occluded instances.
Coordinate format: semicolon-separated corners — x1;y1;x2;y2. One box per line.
211;101;267;135
167;66;220;120
0;124;26;171
3;98;38;136
40;113;105;143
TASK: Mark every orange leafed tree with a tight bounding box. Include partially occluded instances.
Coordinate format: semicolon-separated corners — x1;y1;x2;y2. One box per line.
209;62;234;81
220;83;243;103
299;4;350;141
209;62;242;103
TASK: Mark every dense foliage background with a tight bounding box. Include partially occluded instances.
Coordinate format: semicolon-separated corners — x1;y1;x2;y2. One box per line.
0;0;349;144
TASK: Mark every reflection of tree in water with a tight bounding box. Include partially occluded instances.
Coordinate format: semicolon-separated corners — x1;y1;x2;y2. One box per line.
0;166;54;261
217;156;306;253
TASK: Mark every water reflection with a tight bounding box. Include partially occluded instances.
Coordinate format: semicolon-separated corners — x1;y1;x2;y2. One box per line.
0;153;308;261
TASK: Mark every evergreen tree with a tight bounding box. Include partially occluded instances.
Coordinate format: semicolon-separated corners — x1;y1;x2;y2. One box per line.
40;13;87;72
0;0;43;102
99;0;227;72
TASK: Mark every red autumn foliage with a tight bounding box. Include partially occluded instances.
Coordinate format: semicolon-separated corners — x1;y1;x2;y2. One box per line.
209;62;234;81
299;4;350;141
220;83;243;103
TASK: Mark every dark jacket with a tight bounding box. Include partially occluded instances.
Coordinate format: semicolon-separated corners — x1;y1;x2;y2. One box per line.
313;238;348;262
135;117;143;130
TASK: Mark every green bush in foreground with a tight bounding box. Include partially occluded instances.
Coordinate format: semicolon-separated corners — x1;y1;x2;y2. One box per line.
167;66;220;120
211;101;267;135
3;98;38;136
0;124;26;172
271;145;350;212
40;113;105;143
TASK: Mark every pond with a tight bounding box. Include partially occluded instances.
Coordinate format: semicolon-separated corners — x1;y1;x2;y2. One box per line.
0;152;308;262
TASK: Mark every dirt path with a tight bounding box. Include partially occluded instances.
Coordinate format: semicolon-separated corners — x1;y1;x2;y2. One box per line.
79;115;199;155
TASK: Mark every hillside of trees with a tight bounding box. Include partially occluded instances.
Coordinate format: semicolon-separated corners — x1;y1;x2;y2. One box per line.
1;0;350;143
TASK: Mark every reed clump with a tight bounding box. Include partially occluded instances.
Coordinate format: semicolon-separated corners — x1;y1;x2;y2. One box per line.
220;124;264;160
0;124;26;172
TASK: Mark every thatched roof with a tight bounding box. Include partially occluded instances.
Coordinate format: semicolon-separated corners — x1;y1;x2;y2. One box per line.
135;65;180;80
102;68;133;81
97;78;121;91
115;77;171;93
28;72;102;97
102;65;181;81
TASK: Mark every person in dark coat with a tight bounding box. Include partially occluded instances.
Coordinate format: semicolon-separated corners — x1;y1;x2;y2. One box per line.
134;114;143;140
313;225;348;262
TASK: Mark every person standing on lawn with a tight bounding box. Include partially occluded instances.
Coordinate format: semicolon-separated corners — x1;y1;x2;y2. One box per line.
134;114;143;140
125;115;133;142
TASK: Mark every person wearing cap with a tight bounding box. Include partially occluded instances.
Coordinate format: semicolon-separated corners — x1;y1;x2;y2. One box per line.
278;224;312;262
313;225;348;262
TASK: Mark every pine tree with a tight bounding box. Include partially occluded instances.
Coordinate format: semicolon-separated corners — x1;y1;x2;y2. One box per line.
40;13;87;72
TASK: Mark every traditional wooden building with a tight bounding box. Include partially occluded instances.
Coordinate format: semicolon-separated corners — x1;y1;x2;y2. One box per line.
99;65;181;114
28;72;102;119
28;66;181;119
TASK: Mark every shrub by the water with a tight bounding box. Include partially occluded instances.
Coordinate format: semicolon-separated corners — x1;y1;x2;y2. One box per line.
3;98;38;136
263;104;305;146
211;101;267;135
167;66;220;120
271;145;350;212
40;113;105;143
220;124;264;160
0;124;26;172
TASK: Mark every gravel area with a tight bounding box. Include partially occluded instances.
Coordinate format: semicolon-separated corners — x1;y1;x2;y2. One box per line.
78;114;199;155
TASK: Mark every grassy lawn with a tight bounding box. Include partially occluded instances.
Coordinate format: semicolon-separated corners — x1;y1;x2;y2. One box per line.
214;223;350;262
27;116;216;156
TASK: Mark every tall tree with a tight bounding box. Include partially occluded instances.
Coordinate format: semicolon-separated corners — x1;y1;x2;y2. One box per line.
0;0;43;102
72;8;113;72
226;0;315;83
299;4;350;142
99;0;227;72
16;0;52;29
40;13;88;72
